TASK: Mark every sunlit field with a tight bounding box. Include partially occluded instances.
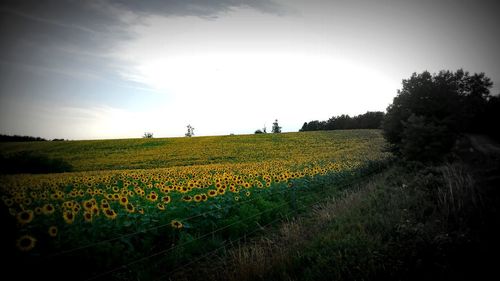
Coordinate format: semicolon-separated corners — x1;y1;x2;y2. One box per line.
0;129;389;280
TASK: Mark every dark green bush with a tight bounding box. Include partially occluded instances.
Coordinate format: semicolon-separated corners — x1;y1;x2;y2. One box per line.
382;69;494;162
0;151;73;174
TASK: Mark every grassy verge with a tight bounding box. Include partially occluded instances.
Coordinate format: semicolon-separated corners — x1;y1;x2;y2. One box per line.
174;154;500;281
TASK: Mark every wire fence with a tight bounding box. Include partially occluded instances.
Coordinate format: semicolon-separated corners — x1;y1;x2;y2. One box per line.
45;181;299;259
83;170;379;280
155;185;347;281
86;199;293;280
46;169;374;259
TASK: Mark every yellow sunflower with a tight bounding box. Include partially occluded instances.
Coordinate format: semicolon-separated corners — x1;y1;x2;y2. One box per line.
162;196;171;204
3;198;14;207
48;226;58;237
16;210;34;225
63;211;75;224
125;203;135;213
91;206;100;216
103;209;117;220
170;220;183;229
83;200;94;210
16;235;36;252
83;211;93;222
119;196;129;206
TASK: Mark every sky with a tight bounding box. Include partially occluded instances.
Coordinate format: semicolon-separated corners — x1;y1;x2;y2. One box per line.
1;0;499;140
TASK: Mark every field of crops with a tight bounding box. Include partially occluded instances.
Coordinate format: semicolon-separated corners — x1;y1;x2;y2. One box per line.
0;129;388;280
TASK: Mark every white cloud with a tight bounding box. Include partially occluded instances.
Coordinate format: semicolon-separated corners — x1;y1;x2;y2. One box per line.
113;8;399;136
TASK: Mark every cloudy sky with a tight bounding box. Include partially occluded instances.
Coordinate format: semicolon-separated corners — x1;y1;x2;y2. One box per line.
1;0;499;140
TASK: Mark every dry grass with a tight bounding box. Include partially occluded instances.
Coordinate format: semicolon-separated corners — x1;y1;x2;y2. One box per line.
215;180;378;281
438;163;482;225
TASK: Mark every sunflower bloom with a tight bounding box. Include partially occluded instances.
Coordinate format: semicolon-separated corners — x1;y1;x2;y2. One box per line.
104;209;117;220
16;235;36;252
119;196;129;206
125;203;135;213
48;226;58;237
42;204;55;215
83;200;94;210
3;198;14;207
63;211;75;224
91;206;100;216
83;211;93;222
17;210;34;225
170;220;183;229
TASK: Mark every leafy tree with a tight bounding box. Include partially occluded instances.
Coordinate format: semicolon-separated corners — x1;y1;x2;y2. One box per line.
185;124;195;137
0;134;46;142
143;132;153;138
400;114;454;162
300;112;384;132
382;69;494;162
0;152;73;174
272;119;281;133
254;129;264;134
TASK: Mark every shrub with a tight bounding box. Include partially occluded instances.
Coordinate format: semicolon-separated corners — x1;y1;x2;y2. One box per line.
0;151;73;174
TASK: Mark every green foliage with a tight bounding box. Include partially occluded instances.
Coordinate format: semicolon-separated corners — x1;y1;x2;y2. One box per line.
143;132;154;138
0;151;73;174
400;114;455;162
185;124;195;137
272;119;282;133
272;160;493;281
0;130;385;172
300;111;385;132
0;134;47;142
382;69;494;162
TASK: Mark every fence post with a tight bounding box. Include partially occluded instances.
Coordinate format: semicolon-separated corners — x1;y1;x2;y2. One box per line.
290;181;297;214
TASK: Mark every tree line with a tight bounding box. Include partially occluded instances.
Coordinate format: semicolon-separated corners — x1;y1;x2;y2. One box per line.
0;134;48;142
0;134;68;142
299;69;499;163
382;69;500;162
299;111;385;132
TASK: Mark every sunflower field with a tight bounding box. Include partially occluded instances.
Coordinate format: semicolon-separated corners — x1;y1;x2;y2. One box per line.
0;130;389;280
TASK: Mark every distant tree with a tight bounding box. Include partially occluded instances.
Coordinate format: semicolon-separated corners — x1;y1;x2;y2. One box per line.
0;134;46;142
0;152;73;174
299;112;384;132
272;119;281;133
143;132;154;138
185;125;195;137
255;125;268;134
382;69;494;162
